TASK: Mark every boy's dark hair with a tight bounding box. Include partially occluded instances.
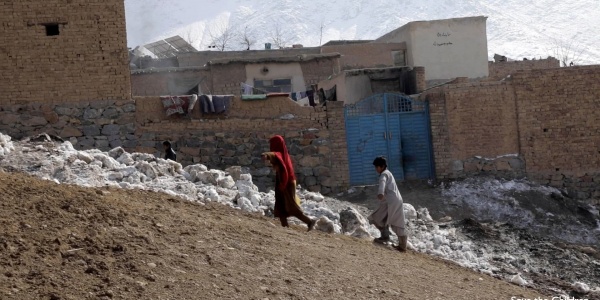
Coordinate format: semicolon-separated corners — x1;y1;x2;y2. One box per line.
162;141;171;147
373;156;387;168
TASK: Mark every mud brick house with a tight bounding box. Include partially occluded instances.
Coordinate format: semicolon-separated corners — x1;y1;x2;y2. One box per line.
0;0;136;150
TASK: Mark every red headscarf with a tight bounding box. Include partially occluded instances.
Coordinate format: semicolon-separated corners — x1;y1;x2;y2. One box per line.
269;135;296;182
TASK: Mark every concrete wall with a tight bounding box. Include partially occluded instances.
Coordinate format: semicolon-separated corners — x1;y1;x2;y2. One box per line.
320;42;407;70
377;16;489;81
245;63;306;92
424;65;600;202
0;0;131;105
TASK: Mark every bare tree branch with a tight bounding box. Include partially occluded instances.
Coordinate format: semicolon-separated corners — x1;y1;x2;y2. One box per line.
207;20;239;51
239;25;256;50
269;22;295;49
552;38;585;67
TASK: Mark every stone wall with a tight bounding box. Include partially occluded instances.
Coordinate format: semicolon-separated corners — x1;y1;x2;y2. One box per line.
488;57;560;79
0;0;131;105
0;100;136;151
424;65;600;202
134;95;349;193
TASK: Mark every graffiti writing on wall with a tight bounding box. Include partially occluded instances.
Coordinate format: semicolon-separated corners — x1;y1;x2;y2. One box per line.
434;32;453;46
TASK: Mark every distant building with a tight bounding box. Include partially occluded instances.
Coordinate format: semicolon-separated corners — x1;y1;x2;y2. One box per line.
376;16;489;80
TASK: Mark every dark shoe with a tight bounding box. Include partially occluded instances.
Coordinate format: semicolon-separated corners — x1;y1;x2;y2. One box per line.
396;236;408;252
374;236;390;244
307;219;317;232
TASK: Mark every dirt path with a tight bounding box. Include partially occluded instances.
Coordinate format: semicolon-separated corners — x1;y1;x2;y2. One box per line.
0;171;544;300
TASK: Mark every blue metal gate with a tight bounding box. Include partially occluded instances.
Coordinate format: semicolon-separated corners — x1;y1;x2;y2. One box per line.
345;93;434;185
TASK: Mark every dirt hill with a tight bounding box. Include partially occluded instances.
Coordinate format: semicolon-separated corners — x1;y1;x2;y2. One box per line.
0;170;544;300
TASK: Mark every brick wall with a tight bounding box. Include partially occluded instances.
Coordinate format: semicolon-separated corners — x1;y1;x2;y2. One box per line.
300;58;341;87
488;57;560;79
209;63;248;96
320;42;406;70
0;0;131;105
426;65;600;202
131;68;212;96
134;95;349;193
513;66;600;199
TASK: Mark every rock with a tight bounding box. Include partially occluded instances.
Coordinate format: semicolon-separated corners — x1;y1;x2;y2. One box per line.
305;176;317;186
299;156;320;168
109;139;123;149
83;108;103;119
218;176;236;189
225;166;243;181
102;108;119;119
101;125;121;136
510;274;527;286
315;216;337;234
304;192;325;202
122;103;136;112
95;139;110;149
77;152;94;164
1;113;20;125
22;116;48;127
108;147;126;159
44;111;60;124
339;207;371;239
60;126;83;138
82;125;101;136
572;282;590;294
417;207;433;222
403;203;418;220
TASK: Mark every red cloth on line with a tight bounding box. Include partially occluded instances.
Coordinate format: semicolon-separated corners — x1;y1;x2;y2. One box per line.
269;135;296;187
160;96;190;116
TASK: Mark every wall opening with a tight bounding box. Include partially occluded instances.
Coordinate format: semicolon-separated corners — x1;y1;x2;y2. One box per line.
45;24;60;36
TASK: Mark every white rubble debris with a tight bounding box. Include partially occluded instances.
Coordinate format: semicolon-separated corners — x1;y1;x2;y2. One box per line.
0;133;15;156
572;282;590;294
0;131;597;295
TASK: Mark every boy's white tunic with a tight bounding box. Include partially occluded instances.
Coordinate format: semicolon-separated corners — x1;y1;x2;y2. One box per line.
368;169;406;233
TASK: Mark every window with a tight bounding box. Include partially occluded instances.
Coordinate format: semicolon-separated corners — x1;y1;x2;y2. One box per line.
45;24;60;36
392;50;406;66
254;78;292;93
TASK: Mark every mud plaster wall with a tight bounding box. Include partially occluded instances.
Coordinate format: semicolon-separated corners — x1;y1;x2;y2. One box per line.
134;96;350;194
425;65;600;201
130;68;212;96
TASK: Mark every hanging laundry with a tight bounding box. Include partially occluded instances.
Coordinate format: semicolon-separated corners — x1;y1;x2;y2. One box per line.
212;95;233;114
306;90;316;107
161;95;191;117
199;95;216;113
188;94;199;115
324;85;337;101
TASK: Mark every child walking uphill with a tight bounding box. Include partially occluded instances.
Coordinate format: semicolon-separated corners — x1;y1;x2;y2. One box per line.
368;156;408;252
262;135;316;231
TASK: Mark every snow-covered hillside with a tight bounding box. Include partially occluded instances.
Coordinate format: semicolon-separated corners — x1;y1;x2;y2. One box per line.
124;0;600;64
